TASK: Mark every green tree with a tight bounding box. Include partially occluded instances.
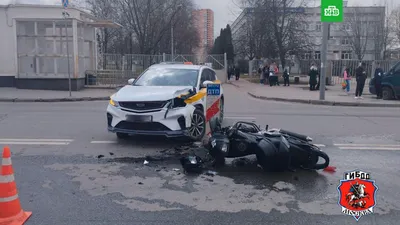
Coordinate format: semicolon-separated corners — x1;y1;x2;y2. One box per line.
224;24;235;62
210;25;235;60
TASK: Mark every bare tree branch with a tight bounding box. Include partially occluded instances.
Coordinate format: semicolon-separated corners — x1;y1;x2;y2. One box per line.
340;8;370;60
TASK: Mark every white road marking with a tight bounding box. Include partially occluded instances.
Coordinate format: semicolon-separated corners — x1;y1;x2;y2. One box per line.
334;143;400;151
313;144;326;147
0;139;74;142
90;140;118;144
338;147;400;151
224;116;257;120
334;143;400;147
0;141;70;145
0;138;73;145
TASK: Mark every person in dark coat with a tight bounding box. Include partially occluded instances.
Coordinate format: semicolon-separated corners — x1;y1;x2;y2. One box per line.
316;72;321;90
283;68;290;86
263;64;270;85
374;62;384;99
308;64;318;90
355;62;367;99
227;66;232;80
235;66;240;80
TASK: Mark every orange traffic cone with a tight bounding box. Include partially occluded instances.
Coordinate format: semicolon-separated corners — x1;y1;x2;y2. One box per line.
0;146;32;225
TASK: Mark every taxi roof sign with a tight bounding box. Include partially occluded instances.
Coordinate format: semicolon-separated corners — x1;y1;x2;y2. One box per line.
184;62;193;65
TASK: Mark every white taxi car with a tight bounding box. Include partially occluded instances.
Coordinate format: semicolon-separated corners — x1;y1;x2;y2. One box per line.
107;64;224;141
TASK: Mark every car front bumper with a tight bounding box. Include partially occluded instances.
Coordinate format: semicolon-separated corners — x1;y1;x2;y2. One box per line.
106;104;195;137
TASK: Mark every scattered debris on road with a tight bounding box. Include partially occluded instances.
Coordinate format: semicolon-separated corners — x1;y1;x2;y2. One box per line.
205;170;217;176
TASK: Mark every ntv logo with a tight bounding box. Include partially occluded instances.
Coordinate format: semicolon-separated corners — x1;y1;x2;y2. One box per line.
324;6;340;17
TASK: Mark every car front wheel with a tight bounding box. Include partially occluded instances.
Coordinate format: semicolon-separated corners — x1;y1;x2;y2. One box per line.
188;109;206;141
382;86;394;100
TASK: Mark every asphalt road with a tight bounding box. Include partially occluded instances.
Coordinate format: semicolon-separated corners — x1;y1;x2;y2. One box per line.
1;84;400;225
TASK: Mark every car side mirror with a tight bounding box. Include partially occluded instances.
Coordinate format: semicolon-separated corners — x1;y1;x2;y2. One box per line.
201;80;213;88
128;78;135;85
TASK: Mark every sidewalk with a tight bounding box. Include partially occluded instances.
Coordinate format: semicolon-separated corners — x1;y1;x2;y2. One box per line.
228;79;400;107
0;88;114;102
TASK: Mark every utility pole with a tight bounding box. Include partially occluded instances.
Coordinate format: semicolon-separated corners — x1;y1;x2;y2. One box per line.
171;5;182;62
320;0;343;100
171;24;174;61
62;0;71;97
319;22;328;100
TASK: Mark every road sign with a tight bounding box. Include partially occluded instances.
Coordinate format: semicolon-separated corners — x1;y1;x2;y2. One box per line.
62;0;69;8
206;83;220;96
321;0;343;22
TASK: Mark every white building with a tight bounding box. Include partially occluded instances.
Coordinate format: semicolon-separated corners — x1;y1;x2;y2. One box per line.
0;4;119;90
231;5;386;61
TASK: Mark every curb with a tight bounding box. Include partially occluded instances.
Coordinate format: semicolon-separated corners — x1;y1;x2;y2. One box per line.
0;96;110;103
247;92;400;107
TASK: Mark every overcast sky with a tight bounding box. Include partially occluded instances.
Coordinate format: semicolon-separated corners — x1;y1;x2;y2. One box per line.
1;0;399;37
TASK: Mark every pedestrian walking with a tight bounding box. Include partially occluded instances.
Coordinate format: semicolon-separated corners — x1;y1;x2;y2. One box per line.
258;66;264;84
343;67;351;94
235;66;241;80
263;63;270;85
308;63;318;91
283;68;290;86
374;62;383;99
355;62;367;99
269;62;277;86
274;64;280;86
228;66;232;81
316;70;321;90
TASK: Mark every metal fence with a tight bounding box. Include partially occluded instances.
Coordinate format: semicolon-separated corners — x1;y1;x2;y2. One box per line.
246;58;398;86
87;53;226;87
297;59;398;85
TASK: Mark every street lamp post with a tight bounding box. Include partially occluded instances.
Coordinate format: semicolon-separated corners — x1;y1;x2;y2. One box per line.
171;24;174;61
171;5;182;62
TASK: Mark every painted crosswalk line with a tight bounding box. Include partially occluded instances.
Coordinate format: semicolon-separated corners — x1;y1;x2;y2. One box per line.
90;140;118;144
0;139;73;145
334;143;400;151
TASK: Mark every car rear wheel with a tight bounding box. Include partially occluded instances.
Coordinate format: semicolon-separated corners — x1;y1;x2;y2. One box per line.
188;109;206;141
116;132;129;139
382;86;394;100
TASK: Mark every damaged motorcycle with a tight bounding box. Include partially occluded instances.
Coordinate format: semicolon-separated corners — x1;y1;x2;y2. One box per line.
206;119;330;172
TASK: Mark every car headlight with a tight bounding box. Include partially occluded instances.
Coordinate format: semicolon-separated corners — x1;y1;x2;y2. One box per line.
109;98;119;107
169;97;187;108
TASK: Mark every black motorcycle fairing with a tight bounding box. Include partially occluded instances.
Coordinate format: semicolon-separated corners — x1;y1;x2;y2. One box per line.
256;136;291;172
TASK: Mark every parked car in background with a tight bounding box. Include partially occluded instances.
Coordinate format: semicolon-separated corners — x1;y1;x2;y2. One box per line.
369;61;400;100
106;63;224;141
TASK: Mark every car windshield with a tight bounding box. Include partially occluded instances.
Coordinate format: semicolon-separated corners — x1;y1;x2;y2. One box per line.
133;68;199;87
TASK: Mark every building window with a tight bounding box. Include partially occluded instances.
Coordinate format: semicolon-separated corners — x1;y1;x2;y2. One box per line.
316;23;321;31
301;51;312;60
341;51;352;60
341;23;351;31
314;51;321;60
341;38;349;45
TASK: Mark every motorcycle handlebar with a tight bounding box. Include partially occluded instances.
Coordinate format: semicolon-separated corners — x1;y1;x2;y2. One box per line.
233;121;261;132
279;129;309;141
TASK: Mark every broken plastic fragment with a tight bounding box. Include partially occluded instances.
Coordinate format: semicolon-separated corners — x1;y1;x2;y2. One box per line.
323;166;336;173
205;170;217;176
